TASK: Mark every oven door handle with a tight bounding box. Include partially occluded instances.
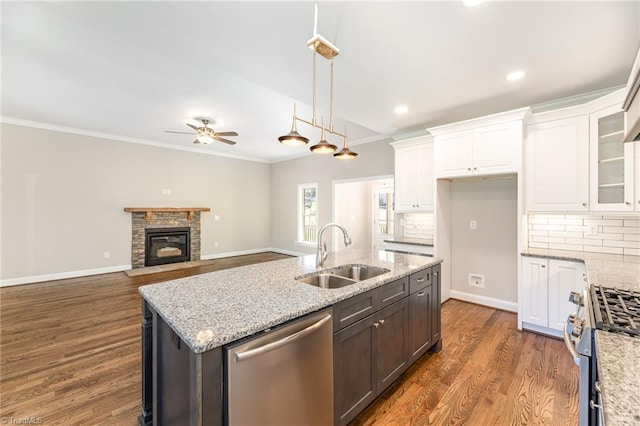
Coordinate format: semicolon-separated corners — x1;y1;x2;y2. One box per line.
563;322;581;366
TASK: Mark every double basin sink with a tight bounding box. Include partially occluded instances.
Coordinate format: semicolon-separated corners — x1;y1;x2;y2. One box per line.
296;264;390;289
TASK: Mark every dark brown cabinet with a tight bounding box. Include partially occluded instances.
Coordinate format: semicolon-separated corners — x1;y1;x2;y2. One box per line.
408;284;432;363
333;298;409;426
375;298;409;391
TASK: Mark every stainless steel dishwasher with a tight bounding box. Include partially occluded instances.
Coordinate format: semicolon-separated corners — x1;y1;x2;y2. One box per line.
225;309;333;425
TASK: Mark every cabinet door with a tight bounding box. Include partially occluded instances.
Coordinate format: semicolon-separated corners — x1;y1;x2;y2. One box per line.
472;121;519;176
590;106;635;211
414;143;434;210
375;298;409;393
434;130;473;178
526;116;589;212
548;260;586;332
394;146;417;211
521;257;549;327
431;264;442;345
333;315;377;426
408;285;432;363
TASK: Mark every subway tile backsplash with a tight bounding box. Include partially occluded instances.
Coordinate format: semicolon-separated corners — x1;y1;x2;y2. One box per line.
528;214;640;256
403;213;434;243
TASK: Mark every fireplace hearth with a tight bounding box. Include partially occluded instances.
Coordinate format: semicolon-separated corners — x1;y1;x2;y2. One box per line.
145;227;191;266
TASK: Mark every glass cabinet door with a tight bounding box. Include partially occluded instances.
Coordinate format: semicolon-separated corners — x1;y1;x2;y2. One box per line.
590;106;634;211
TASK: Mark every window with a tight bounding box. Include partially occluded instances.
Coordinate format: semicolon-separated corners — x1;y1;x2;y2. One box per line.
297;184;318;245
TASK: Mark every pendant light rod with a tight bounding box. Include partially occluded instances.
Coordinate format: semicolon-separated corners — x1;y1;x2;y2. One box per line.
329;59;334;132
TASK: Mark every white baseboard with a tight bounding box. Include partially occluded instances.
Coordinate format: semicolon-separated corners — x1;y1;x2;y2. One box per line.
0;264;131;287
0;247;305;287
521;322;563;339
449;290;518;313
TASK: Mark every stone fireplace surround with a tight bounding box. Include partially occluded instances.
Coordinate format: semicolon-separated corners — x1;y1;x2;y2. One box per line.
124;208;210;269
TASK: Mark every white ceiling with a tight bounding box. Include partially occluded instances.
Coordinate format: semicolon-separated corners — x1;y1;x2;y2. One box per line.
3;1;640;163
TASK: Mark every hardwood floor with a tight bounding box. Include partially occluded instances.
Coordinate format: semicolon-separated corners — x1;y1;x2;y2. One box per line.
1;255;578;425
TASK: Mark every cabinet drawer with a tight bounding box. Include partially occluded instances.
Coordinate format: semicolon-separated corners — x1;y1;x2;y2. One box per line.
333;290;378;332
377;277;409;309
409;268;432;293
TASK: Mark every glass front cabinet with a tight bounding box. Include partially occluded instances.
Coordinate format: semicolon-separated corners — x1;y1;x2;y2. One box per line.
589;105;635;211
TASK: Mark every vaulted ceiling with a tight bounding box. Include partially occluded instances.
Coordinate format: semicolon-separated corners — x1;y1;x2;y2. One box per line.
3;1;640;162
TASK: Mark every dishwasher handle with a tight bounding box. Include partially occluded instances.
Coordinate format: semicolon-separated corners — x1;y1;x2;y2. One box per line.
234;314;332;362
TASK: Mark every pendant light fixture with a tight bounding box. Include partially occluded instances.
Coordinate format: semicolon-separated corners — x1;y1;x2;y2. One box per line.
277;3;357;160
309;117;337;154
333;126;358;159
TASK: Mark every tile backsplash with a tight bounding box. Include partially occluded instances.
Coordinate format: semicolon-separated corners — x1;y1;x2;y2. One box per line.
528;214;640;256
402;213;434;243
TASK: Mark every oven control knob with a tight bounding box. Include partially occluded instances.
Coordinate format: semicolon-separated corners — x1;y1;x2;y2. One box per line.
569;292;584;307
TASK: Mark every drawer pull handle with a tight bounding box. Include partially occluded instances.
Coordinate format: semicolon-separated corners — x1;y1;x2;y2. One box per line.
373;322;380;328
379;319;385;325
417;291;426;297
416;278;425;283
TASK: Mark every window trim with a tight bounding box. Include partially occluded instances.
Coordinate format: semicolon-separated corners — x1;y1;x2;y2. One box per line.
296;183;318;246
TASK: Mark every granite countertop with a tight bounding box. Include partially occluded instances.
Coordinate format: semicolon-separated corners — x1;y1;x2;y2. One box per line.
521;248;640;425
383;237;434;247
139;249;441;354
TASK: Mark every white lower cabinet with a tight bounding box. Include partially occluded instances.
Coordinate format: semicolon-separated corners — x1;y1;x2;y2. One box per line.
521;256;586;336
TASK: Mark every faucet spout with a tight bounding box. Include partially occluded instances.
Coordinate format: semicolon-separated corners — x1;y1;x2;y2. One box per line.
316;223;352;268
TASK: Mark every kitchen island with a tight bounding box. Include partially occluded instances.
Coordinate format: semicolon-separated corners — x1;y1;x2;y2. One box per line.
137;249;442;425
522;248;640;425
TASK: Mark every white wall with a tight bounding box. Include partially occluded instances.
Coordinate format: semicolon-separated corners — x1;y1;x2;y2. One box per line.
1;123;271;282
333;181;375;252
449;178;518;306
270;140;395;254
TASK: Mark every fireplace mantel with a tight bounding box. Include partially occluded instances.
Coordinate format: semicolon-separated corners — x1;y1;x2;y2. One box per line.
124;207;211;221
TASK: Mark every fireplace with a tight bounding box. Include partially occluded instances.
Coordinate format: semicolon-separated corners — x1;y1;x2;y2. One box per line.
145;227;191;267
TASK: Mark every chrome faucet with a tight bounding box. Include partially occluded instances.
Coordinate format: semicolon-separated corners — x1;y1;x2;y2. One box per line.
316;223;352;268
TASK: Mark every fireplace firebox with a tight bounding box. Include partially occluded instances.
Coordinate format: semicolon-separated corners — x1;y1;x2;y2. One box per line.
145;227;191;267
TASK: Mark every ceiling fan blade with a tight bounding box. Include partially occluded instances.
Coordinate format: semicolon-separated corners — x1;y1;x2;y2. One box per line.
214;136;237;145
215;131;238;137
186;123;200;131
165;130;197;135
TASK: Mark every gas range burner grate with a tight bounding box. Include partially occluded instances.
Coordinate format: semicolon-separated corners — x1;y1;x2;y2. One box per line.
592;286;640;338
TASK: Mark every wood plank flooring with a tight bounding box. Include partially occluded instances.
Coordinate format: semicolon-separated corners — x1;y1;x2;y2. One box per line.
1;254;578;425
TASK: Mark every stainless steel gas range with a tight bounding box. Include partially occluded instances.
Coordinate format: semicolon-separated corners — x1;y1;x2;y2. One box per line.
564;285;640;426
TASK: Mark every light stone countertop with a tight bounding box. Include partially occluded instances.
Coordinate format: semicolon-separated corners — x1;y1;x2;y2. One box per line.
139;249;441;354
521;248;640;425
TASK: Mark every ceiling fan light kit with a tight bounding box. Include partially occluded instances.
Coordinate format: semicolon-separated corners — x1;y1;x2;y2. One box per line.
165;118;239;146
278;4;357;160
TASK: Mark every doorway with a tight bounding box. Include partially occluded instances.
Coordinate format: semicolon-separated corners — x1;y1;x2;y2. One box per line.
332;176;394;252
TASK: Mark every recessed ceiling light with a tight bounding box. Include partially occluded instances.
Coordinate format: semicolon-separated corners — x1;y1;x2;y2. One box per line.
394;105;408;115
506;70;526;81
463;0;485;8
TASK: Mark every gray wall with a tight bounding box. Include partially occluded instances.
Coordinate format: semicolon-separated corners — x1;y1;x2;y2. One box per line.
270;140;394;254
1;124;271;281
334;180;375;252
450;178;518;303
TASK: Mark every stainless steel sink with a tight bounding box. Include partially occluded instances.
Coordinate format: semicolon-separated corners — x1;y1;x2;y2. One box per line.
325;265;390;281
296;264;390;289
296;274;358;289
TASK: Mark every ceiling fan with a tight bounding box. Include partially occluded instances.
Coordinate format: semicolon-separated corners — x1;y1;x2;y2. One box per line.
165;118;238;145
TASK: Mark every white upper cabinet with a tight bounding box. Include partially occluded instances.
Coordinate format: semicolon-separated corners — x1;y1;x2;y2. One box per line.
430;109;528;179
391;137;434;212
526;116;589;212
589;104;635;211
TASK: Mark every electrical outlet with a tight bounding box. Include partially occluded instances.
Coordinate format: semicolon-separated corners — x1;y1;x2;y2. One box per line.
162;188;172;195
214;242;219;248
103;251;110;259
469;220;477;230
587;224;598;236
214;215;220;221
469;273;485;288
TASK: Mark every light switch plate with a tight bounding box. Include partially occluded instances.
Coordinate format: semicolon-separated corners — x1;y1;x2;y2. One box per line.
587;224;598;236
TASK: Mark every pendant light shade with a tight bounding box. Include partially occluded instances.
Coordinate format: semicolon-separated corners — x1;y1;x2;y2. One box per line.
278;104;309;146
310;117;337;154
333;133;358;159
